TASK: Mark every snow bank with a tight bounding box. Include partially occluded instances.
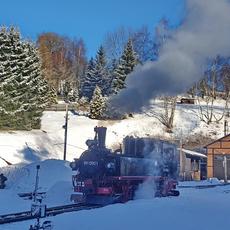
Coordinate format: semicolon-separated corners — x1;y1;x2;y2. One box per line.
0;159;73;214
2;159;72;192
3;185;230;230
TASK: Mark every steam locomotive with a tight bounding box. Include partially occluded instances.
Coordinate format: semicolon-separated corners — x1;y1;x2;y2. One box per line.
70;127;180;205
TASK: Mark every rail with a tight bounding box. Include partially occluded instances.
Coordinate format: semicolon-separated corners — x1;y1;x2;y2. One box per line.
0;203;102;225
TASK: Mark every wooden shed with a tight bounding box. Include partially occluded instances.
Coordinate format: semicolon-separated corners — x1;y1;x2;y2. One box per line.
205;134;230;180
179;148;207;181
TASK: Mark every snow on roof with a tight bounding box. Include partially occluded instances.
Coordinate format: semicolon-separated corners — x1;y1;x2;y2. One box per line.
178;148;207;158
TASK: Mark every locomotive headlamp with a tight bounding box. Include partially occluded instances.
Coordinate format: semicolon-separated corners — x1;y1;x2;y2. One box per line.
106;162;115;169
70;161;76;169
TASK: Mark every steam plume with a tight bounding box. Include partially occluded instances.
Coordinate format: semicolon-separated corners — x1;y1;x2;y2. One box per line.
110;0;230;113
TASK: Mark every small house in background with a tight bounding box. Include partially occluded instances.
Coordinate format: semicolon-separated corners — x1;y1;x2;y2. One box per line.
179;148;207;181
177;98;195;104
205;134;230;181
180;98;195;104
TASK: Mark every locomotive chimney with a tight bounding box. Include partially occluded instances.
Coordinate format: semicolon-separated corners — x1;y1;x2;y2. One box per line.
94;126;107;149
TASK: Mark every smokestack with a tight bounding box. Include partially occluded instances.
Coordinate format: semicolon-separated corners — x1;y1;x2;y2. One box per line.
109;0;230;113
94;126;107;149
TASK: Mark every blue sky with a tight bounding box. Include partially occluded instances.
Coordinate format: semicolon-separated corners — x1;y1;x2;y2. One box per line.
0;0;184;57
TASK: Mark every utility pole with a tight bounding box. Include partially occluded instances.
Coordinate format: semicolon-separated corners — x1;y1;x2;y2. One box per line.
63;103;69;161
224;120;228;136
179;129;185;181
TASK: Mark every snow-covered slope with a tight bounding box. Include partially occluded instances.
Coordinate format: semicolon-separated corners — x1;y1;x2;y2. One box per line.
0;99;229;167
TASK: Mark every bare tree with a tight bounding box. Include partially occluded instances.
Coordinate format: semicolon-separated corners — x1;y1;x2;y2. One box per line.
195;60;229;125
103;27;132;64
221;64;230;118
196;95;228;125
153;18;171;58
131;26;154;63
145;96;177;133
221;64;230;99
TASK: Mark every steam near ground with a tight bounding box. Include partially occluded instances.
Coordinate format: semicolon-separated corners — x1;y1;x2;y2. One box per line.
110;0;230;112
135;140;178;199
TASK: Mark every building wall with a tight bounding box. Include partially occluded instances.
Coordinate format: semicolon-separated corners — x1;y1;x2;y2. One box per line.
207;135;230;179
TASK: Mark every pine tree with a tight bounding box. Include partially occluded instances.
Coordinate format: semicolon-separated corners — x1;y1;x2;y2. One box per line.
47;84;57;104
15;40;51;129
81;46;109;100
81;57;95;100
0;26;52;130
107;59;118;95
89;86;106;119
93;46;109;96
0;26;23;128
112;39;138;94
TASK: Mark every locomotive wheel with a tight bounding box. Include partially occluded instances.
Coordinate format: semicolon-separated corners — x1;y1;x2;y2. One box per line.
154;191;162;197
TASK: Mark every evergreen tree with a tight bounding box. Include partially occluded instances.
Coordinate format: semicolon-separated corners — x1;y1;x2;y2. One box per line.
112;39;138;94
93;46;109;96
107;59;118;95
81;57;95;100
0;26;51;130
0;26;24;128
89;86;106;119
47;84;57;104
26;43;52;128
81;46;109;100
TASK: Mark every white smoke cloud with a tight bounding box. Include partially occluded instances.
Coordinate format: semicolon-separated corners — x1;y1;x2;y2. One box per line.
134;140;178;199
110;0;230;112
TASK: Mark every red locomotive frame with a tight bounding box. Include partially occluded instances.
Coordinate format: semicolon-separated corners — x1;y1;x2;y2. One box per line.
71;175;179;204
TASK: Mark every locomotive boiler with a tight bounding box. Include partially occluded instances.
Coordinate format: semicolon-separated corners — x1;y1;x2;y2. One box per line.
70;126;180;205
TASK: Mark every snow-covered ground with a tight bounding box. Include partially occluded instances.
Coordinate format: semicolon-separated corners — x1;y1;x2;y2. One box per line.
1;159;230;230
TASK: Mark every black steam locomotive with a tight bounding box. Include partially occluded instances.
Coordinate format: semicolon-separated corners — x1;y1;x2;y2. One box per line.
70;127;179;204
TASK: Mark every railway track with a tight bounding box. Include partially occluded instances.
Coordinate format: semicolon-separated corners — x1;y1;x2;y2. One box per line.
178;182;230;189
0;203;102;225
